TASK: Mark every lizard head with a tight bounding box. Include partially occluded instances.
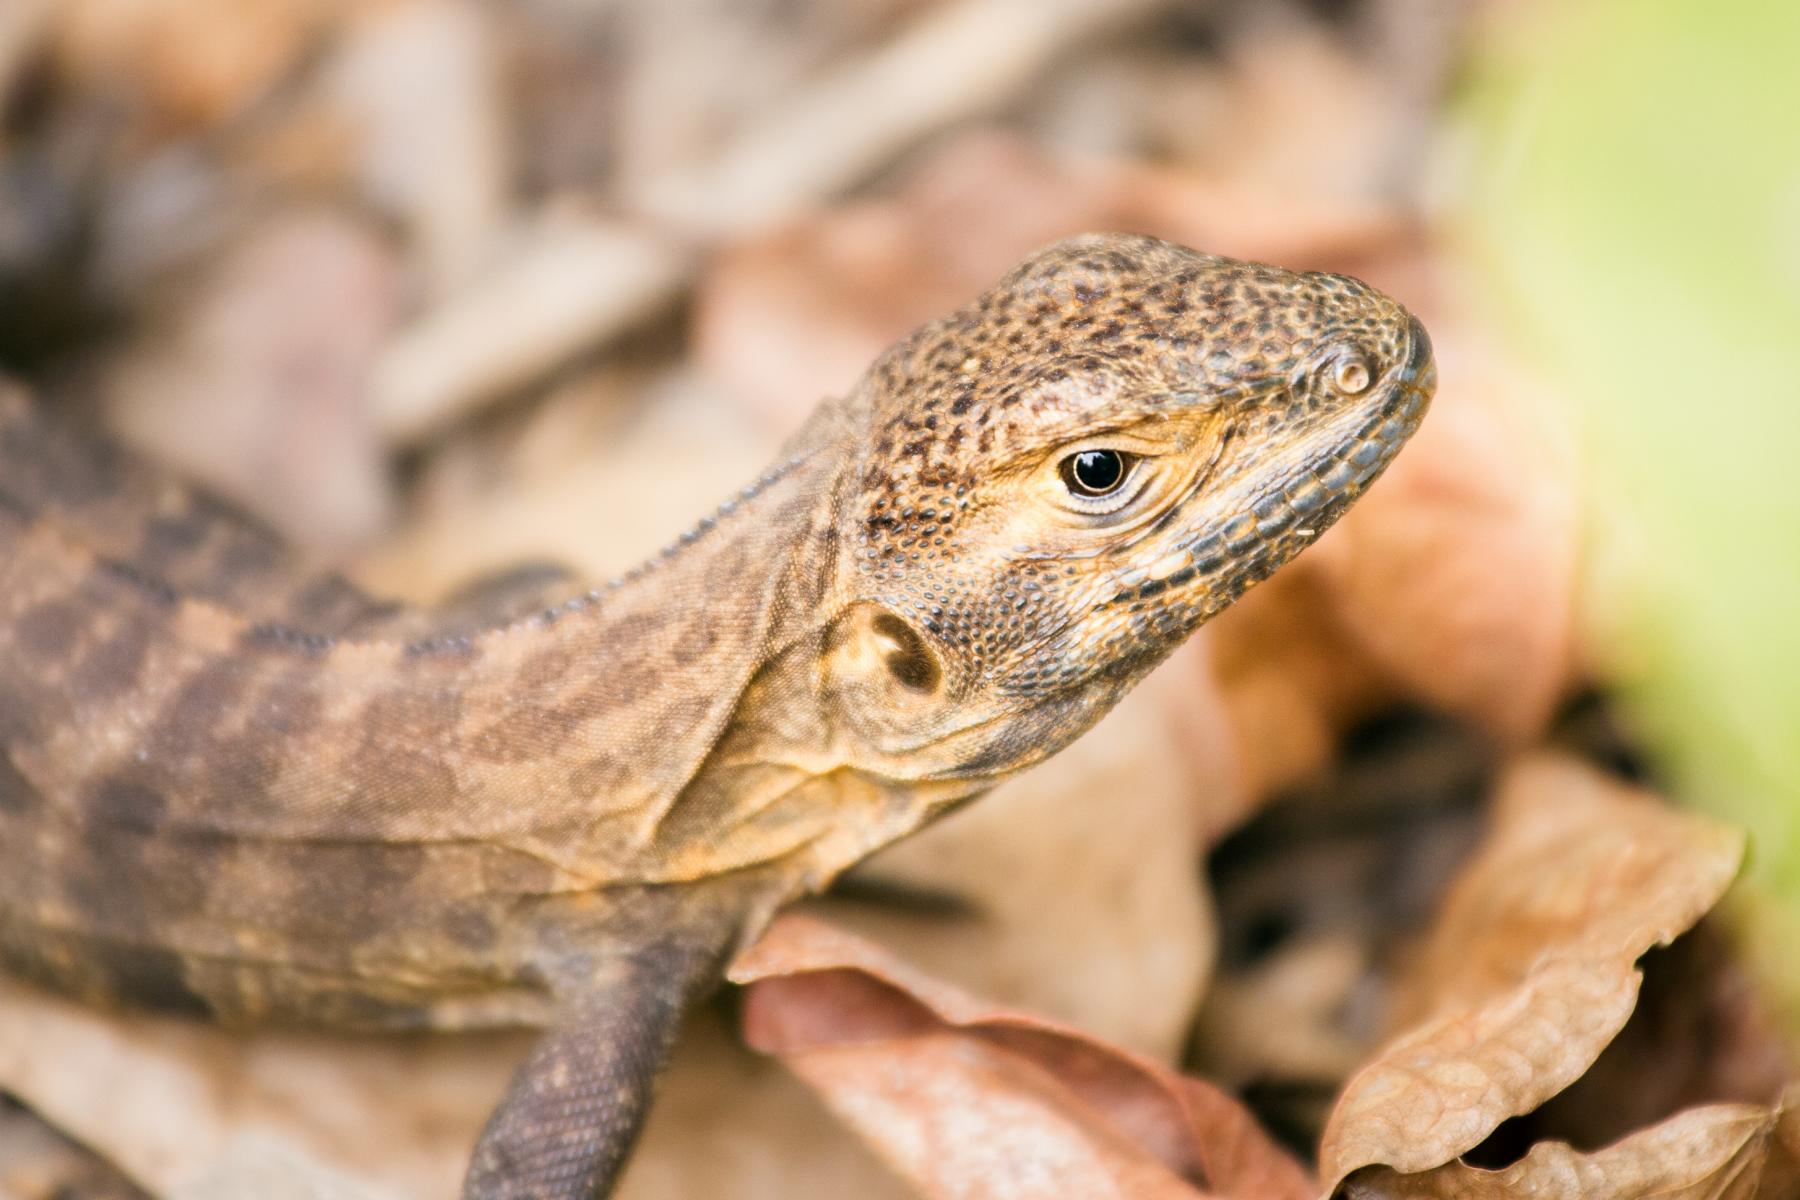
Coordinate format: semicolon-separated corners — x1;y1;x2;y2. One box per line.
826;233;1435;786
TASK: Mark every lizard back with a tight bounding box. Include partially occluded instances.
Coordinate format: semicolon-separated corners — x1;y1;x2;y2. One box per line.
0;386;848;1028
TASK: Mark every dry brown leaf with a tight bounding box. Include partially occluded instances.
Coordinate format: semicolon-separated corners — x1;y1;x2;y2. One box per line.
0;975;519;1198
1319;754;1747;1188
1200;561;1392;801
51;0;340;133
731;914;1313;1200
1467;909;1795;1163
616;1012;912;1200
99;208;401;554
1304;326;1581;741
1340;1098;1800;1200
0;972;909;1200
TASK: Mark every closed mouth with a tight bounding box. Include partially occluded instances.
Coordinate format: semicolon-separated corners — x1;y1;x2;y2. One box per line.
1103;314;1435;609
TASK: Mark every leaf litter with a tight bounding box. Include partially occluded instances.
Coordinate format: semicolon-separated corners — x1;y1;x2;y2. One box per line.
731;914;1314;1200
0;1;1792;1197
734;755;1794;1200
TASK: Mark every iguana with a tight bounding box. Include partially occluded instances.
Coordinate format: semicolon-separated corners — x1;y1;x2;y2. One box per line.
0;234;1435;1197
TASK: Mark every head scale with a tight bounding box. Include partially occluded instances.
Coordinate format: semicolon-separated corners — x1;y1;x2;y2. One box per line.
825;233;1435;784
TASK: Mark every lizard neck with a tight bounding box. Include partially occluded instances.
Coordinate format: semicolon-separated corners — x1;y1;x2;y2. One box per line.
489;386;991;901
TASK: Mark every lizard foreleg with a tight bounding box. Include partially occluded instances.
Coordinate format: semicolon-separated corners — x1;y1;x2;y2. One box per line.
463;932;724;1199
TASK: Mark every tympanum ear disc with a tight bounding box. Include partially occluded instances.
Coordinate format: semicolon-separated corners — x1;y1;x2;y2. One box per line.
870;612;940;693
829;605;944;699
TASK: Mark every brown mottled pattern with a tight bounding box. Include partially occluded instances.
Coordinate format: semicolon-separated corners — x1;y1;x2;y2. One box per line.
0;394;851;1026
0;391;398;632
0;235;1436;1197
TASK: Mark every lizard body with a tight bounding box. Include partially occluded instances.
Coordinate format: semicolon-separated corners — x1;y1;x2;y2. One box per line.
0;234;1435;1196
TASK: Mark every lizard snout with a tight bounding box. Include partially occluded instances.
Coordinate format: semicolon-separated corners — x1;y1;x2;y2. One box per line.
1400;314;1435;392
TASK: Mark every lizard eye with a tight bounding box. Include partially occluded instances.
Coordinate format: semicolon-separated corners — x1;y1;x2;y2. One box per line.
1059;449;1135;497
1332;356;1373;396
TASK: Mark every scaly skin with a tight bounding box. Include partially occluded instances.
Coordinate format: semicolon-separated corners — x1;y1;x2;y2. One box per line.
0;234;1435;1197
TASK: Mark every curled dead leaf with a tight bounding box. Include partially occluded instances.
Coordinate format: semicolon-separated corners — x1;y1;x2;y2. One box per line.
1319;753;1747;1189
1340;1097;1800;1200
730;914;1312;1200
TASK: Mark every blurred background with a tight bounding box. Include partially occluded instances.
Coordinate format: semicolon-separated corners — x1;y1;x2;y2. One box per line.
0;0;1795;1196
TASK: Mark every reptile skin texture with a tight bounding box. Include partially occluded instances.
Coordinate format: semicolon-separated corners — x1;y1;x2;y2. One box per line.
0;234;1435;1196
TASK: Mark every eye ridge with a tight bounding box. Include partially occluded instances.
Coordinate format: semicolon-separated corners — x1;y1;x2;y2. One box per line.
1060;449;1133;497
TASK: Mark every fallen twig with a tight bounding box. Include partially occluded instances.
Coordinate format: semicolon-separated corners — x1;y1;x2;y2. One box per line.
373;0;1181;446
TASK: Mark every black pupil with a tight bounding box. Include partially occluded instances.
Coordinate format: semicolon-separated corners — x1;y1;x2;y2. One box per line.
1069;450;1125;494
